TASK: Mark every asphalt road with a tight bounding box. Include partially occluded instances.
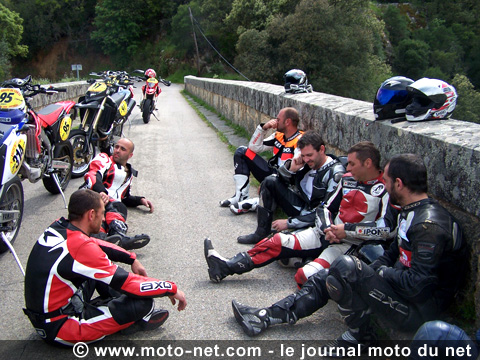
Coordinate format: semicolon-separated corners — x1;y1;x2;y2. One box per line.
0;82;371;358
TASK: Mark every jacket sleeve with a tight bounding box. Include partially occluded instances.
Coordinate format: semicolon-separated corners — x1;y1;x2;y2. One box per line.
82;153;111;193
71;239;177;298
314;178;344;235
121;185;145;207
343;194;400;242
248;124;274;154
379;222;449;302
370;235;400;271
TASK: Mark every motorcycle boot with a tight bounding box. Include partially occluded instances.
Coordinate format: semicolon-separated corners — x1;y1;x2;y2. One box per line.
120;308;170;335
232;300;287;337
90;232;122;245
219;174;249;207
204;238;254;283
237;206;273;244
229;197;259;215
108;220;150;250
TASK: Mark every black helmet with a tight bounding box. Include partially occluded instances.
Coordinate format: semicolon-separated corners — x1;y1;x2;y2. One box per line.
373;76;414;120
284;69;313;93
405;78;457;122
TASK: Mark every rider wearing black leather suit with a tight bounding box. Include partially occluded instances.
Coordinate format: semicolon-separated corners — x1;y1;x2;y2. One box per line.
237;130;346;244
232;154;467;354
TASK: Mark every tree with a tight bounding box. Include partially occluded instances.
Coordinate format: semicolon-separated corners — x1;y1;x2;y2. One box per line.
0;3;28;57
91;0;146;65
11;0;96;56
234;0;391;101
451;74;480;124
393;39;430;80
0;3;28;80
226;0;300;35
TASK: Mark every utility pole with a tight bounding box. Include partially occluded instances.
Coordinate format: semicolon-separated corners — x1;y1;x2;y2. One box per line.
189;7;201;76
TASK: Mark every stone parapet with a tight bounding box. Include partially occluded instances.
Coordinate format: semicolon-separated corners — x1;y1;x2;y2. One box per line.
29;81;89;109
184;75;480;322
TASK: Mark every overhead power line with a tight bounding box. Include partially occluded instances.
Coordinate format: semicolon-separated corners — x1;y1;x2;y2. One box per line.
189;8;250;81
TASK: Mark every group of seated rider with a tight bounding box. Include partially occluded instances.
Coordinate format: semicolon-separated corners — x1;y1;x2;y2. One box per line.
209;75;470;355
21;72;473;356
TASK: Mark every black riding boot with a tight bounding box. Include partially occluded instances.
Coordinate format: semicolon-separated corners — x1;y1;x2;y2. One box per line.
108;220;150;250
237;206;273;244
231;269;330;336
204;238;254;283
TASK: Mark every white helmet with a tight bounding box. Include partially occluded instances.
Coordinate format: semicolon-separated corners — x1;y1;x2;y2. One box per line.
405;78;457;121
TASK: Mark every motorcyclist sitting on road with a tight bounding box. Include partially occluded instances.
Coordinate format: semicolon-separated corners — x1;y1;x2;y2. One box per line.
220;107;304;215
23;189;187;345
236;130;345;245
81;138;153;250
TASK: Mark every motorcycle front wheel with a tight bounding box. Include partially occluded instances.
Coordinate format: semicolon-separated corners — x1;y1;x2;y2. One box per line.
142;98;152;123
0;177;24;253
69;129;96;178
43;141;74;194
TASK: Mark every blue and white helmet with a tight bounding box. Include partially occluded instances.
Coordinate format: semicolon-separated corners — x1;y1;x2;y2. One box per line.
373;76;414;120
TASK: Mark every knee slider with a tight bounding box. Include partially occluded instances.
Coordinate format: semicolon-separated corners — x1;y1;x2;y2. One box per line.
329;255;360;283
326;275;351;303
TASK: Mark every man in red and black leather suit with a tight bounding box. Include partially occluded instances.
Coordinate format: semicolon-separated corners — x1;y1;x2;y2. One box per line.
82;138;153;250
206;141;398;287
23;189;187;346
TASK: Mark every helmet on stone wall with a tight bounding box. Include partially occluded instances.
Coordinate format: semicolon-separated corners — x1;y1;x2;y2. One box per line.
145;69;157;79
405;78;457;121
284;69;313;93
373;76;414;120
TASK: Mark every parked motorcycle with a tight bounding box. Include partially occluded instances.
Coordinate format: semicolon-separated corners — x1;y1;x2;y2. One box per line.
69;71;137;178
0;76;74;254
134;69;171;123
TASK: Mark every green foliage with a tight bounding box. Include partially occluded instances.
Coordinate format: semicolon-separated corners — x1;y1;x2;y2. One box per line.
0;3;28;57
381;5;410;47
234;0;391;101
10;0;96;56
393;39;430;80
226;0;300;35
91;0;143;62
0;3;28;81
451;74;480;124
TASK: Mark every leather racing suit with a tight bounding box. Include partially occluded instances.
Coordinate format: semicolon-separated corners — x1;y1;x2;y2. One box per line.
23;218;177;345
82;153;145;233
325;197;467;333
261;155;346;230
246;172;399;286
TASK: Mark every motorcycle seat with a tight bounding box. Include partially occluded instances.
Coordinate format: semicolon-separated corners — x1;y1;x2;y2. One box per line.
37;104;65;127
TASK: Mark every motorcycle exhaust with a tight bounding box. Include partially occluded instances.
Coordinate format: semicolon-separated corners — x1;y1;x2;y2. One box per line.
125;98;136;119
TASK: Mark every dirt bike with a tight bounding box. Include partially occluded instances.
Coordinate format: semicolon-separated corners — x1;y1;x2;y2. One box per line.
0;76;74;263
134;69;171;124
69;71;137;178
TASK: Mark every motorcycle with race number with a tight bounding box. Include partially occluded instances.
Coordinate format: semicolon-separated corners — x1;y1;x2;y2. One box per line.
69;71;137;178
0;76;74;256
134;69;171;123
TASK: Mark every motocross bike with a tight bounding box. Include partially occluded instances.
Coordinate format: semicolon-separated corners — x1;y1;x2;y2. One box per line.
0;76;74;257
69;71;137;178
134;69;171;124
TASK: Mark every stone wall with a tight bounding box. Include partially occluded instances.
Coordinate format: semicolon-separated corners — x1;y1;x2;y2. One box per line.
184;75;480;323
29;81;90;109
